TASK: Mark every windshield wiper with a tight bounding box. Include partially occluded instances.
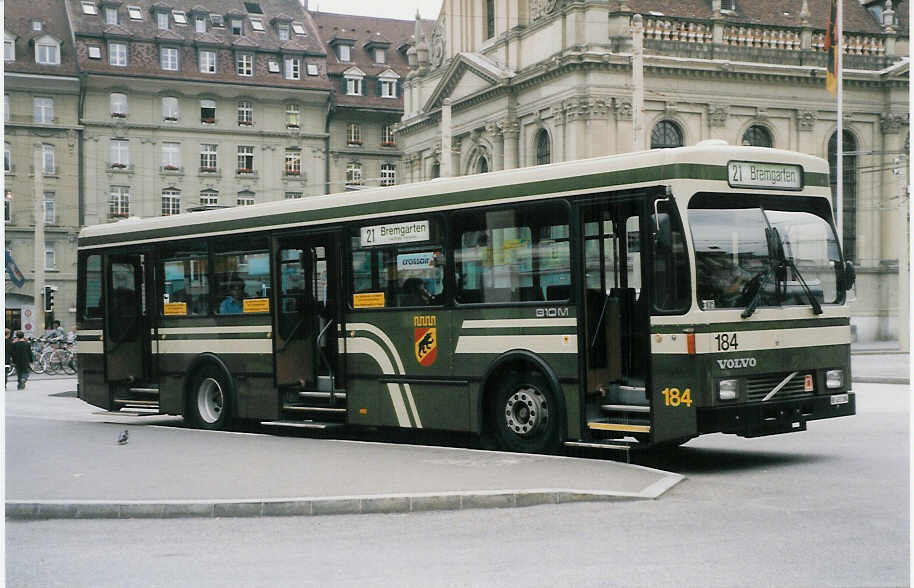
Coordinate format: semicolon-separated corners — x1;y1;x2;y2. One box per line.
740;264;776;319
783;254;823;315
763;222;823;316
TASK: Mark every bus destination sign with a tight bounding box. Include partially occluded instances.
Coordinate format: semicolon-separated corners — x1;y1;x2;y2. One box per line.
728;161;803;190
361;220;430;247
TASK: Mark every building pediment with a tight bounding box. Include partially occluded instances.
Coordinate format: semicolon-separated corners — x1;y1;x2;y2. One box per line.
343;66;366;77
424;52;514;111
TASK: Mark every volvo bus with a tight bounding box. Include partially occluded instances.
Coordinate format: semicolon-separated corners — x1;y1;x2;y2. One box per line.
76;141;856;454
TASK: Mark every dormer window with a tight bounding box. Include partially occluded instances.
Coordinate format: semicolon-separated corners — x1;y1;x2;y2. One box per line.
292;22;305;35
277;23;290;41
231;19;243;35
105;7;118;25
81;2;97;15
128;5;143;20
343;67;365;96
377;70;400;98
250;18;264;32
210;14;224;27
173;11;187;25
375;49;385;64
284;57;300;80
35;36;60;66
338;44;351;62
157;11;169;30
244;2;262;13
720;0;735;11
195;15;206;33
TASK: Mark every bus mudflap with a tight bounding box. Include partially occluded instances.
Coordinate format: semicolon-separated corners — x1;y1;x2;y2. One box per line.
697;393;856;438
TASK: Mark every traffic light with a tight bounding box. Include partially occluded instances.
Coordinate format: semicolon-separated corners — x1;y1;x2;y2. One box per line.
44;285;54;311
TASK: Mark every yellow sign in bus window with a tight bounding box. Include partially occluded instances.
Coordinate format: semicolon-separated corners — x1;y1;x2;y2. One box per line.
163;302;188;316
243;298;270;313
353;292;385;308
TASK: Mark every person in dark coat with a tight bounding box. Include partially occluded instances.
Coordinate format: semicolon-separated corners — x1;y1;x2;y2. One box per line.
5;328;12;388
10;331;32;389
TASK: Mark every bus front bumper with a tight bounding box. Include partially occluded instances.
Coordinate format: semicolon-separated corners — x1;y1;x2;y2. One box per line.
697;393;856;438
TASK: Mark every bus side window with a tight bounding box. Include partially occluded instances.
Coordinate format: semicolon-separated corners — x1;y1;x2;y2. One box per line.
651;201;690;312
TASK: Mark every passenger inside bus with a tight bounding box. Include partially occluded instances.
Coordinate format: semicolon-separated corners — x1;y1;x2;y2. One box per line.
219;280;245;314
398;277;431;306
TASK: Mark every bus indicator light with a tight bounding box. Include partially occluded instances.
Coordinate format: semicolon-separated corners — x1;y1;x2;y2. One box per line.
804;374;814;392
687;332;696;355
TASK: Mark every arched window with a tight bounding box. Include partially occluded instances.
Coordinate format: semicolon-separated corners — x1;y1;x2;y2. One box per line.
476;155;489;174
742;125;772;148
535;129;551;165
485;0;495;39
431;160;440;179
828;131;857;262
650;120;683;149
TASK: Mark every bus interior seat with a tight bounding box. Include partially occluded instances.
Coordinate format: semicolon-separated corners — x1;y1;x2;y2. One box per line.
546;284;570;301
457;289;482;304
518;286;542;302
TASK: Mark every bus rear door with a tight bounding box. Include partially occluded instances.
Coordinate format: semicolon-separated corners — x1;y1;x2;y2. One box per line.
103;254;147;383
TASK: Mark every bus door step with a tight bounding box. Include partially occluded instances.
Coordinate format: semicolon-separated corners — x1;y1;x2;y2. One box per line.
282;404;346;414
587;420;651;434
565;439;639;451
605;383;648;405
112;398;160;411
297;390;347;402
261;420;346;430
600;404;651;414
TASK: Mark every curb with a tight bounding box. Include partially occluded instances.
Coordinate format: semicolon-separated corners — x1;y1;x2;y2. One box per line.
852;376;910;385
6;478;684;520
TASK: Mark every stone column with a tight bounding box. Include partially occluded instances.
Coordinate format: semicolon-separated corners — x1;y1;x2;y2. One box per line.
502;121;519;169
486;122;504;171
441;98;452;178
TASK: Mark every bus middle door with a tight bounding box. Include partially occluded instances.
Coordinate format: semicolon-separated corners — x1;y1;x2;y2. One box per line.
103;254;146;383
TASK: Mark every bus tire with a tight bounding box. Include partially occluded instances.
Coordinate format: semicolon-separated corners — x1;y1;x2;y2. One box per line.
189;365;232;431
491;371;559;454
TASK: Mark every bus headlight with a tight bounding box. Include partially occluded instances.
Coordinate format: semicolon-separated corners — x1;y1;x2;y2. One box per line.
719;379;739;401
826;369;844;390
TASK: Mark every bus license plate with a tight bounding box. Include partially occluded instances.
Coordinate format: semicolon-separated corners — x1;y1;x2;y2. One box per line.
830;393;849;406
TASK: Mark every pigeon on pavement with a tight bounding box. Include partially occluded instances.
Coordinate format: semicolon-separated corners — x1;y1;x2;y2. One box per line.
117;430;129;445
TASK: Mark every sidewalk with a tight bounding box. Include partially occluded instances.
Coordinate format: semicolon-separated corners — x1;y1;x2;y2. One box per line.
851;342;910;385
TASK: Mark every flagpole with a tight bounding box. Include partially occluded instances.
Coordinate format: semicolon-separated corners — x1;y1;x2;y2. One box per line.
836;0;843;256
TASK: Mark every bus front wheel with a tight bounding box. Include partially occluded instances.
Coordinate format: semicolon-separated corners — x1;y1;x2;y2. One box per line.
491;372;559;454
189;366;232;431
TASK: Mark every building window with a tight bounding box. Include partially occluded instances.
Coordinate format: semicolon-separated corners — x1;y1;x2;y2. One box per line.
109;42;127;66
32;20;42;32
306;63;319;76
236;53;253;76
81;2;98;15
88;46;101;59
157;11;169;30
195;15;207;33
4;38;14;61
345;76;363;95
110;92;127;117
237;101;254;126
200;190;219;206
650;120;683;149
33;97;54;123
284;150;301;176
380;163;396;186
200;99;215;123
284;57;300;80
379;78;397;98
345;163;362;187
110;139;129;168
535;129;550;165
105;7;118;25
200;143;217;171
42;144;55;174
161;142;181;170
199;50;216;73
4;143;11;173
486;0;495;39
381;124;395;146
277;23;290;40
4;94;8;122
5;190;11;222
285;191;303;199
286;104;300;128
476;156;489;174
160;47;179;70
828;130;858;262
162;96;179;121
237;145;254;174
161;189;181;215
347;123;361;146
172;10;187;25
43;191;56;224
742;125;772;148
250;18;265;32
292;22;305;35
109;186;130;218
36;38;60;65
45;246;56;270
338;44;351;62
231;19;243;35
374;48;385;64
237;191;255;206
128;5;143;20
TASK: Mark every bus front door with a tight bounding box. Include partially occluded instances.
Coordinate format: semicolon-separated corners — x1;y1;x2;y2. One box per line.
103;254;146;384
273;235;338;390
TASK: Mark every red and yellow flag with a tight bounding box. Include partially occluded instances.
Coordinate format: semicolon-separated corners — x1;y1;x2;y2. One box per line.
825;0;838;95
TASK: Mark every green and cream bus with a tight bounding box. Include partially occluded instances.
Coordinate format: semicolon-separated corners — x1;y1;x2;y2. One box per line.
76;141;856;453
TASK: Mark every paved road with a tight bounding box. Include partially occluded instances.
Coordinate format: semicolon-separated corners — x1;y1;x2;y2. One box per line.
6;381;908;588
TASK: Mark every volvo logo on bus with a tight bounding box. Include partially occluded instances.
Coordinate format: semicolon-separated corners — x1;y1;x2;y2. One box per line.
717;357;758;369
536;307;569;318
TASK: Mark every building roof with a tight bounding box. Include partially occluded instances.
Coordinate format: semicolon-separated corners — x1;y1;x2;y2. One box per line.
311;11;435;110
625;0;908;35
65;0;330;90
4;0;80;76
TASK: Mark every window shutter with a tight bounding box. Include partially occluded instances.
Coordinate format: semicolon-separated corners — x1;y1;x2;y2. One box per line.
362;80;366;96
376;79;382;97
396;81;401;98
341;77;347;93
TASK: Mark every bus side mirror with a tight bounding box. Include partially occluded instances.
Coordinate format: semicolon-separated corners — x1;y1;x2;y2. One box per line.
651;212;672;253
842;260;856;291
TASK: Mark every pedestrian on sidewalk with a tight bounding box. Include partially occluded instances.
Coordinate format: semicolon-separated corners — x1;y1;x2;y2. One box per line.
5;328;12;388
10;331;32;390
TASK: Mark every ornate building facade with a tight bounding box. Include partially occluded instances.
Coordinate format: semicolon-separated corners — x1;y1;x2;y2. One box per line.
398;0;910;344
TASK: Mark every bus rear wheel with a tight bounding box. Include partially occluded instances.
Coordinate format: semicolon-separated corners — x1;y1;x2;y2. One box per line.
491;372;559;454
189;366;231;431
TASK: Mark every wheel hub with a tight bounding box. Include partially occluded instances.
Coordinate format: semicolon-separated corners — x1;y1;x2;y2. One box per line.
197;377;224;424
505;386;549;437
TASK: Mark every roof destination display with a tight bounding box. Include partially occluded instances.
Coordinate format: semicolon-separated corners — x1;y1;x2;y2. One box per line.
728;161;803;190
361;220;430;246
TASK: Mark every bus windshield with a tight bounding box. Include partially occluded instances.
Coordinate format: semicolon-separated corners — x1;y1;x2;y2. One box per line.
689;194;843;310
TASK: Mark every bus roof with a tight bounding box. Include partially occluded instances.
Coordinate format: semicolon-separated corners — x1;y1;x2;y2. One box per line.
78;142;830;249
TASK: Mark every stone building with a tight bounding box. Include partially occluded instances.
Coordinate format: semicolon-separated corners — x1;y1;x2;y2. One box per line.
398;0;910;344
4;0;83;332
